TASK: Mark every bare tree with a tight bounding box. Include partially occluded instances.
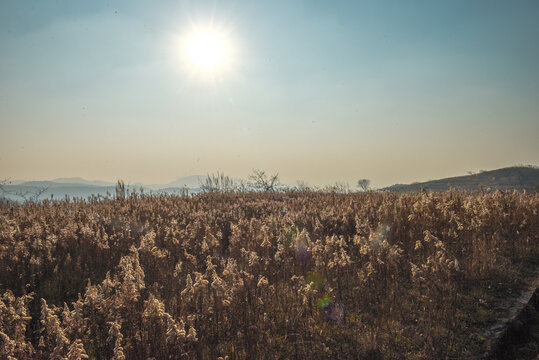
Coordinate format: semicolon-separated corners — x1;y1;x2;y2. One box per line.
116;180;126;199
323;182;350;194
295;180;312;192
248;169;279;192
1;178;49;202
357;179;370;192
0;178;9;199
199;172;236;193
234;179;249;192
179;186;189;197
19;186;49;202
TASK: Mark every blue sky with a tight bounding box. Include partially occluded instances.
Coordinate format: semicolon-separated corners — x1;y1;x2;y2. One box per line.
1;0;538;187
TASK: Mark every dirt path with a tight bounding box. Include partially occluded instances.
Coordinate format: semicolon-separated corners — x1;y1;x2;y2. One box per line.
485;273;539;359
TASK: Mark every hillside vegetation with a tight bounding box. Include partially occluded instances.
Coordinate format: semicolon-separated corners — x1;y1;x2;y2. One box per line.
0;191;537;359
385;166;539;193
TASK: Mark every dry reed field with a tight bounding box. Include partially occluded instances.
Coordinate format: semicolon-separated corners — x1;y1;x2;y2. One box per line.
0;190;537;359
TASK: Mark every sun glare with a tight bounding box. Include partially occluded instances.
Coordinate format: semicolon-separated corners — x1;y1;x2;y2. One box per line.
178;26;235;79
187;30;226;70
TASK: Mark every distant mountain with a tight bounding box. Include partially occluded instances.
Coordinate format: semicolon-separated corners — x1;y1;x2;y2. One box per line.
384;166;539;193
52;177;114;187
6;167;536;202
1;179;26;185
15;180;111;189
0;176;206;202
1;183;117;202
162;175;205;189
17;181;77;188
5;175;232;191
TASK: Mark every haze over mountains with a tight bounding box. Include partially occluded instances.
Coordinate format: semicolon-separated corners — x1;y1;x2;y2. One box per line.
0;175;208;202
51;177;115;187
5;176;207;190
2;166;538;202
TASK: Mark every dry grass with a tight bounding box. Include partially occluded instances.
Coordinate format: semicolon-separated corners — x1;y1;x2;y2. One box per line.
0;190;537;359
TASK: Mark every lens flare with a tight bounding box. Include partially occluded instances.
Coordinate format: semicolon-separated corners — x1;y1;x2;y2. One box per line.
325;303;346;325
296;243;311;264
306;272;324;290
317;295;332;309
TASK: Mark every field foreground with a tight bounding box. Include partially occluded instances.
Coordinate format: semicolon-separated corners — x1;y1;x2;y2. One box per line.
0;191;537;359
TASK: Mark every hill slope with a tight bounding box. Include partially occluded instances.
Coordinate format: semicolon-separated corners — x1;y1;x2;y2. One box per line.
385;166;539;192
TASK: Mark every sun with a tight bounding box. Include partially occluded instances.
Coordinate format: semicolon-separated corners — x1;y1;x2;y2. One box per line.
178;25;235;78
187;30;227;71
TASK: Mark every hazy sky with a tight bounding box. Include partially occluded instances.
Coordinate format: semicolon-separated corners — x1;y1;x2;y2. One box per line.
1;0;538;187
